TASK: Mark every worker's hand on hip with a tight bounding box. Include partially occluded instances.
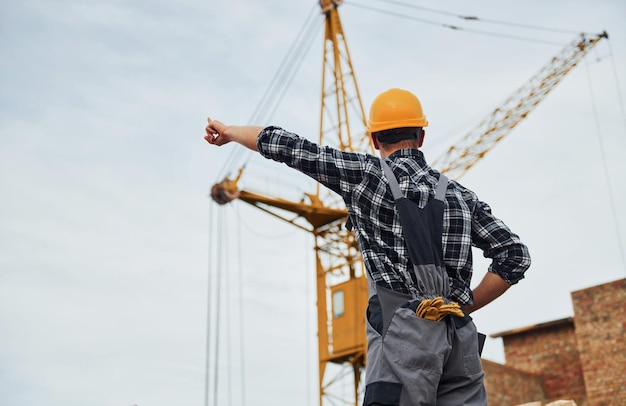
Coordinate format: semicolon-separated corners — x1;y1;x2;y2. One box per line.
204;117;230;146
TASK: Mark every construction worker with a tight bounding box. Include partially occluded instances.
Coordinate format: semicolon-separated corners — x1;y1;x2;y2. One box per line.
204;88;531;405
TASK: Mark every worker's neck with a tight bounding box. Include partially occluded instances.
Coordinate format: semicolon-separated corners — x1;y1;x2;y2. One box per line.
379;140;420;158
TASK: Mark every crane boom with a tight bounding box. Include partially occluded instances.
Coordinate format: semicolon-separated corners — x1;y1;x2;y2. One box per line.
432;31;608;180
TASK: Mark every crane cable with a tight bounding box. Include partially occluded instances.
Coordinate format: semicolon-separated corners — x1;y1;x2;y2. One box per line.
368;0;584;35
345;0;582;45
204;204;213;406
204;201;222;406
215;4;323;183
206;200;307;406
206;202;247;406
584;44;626;275
607;40;626;154
248;5;322;126
236;208;247;406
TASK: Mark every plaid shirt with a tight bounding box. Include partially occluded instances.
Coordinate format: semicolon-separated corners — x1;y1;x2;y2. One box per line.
257;126;531;305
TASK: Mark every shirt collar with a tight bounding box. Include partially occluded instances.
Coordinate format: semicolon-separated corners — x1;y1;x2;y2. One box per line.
386;149;428;166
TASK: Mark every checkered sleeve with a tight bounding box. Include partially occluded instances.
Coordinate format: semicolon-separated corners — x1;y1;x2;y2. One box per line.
257;126;367;195
471;200;531;285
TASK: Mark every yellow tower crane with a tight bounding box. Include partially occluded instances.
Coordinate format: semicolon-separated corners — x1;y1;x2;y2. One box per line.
210;1;607;404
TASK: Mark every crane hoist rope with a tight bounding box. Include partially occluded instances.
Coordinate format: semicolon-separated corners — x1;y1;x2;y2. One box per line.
365;0;585;36
583;56;626;275
215;5;322;184
346;1;570;46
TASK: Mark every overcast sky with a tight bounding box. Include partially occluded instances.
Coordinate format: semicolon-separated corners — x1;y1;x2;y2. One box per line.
1;1;626;405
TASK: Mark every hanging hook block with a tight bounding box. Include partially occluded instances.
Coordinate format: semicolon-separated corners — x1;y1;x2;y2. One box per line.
210;167;244;205
211;179;240;205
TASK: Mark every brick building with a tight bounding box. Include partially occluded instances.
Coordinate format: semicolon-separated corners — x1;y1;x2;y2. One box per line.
482;278;626;406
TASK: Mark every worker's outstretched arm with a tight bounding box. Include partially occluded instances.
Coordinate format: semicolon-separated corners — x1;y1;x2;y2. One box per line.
463;272;511;314
204;118;264;151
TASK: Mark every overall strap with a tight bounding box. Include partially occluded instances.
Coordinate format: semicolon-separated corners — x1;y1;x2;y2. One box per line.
380;157;448;201
380;158;402;200
435;173;448;201
378;157;452;300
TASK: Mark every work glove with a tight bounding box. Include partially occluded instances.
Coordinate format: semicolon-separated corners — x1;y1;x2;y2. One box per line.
415;296;464;322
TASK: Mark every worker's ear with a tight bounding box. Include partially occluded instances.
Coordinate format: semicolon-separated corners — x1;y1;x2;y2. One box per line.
371;133;379;150
417;129;425;148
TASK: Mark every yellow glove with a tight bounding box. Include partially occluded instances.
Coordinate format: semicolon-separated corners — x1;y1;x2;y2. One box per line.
415;298;433;318
436;303;464;321
415;296;464;322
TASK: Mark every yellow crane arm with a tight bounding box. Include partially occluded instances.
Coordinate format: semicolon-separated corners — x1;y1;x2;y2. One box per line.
431;31;608;180
211;175;347;230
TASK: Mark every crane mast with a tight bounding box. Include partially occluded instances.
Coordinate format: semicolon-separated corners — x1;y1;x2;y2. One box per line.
210;2;607;404
315;3;371;404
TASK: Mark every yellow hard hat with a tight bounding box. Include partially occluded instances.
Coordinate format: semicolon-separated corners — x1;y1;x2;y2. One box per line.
367;88;428;134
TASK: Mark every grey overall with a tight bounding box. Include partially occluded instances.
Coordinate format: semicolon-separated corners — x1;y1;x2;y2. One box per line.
362;159;487;406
